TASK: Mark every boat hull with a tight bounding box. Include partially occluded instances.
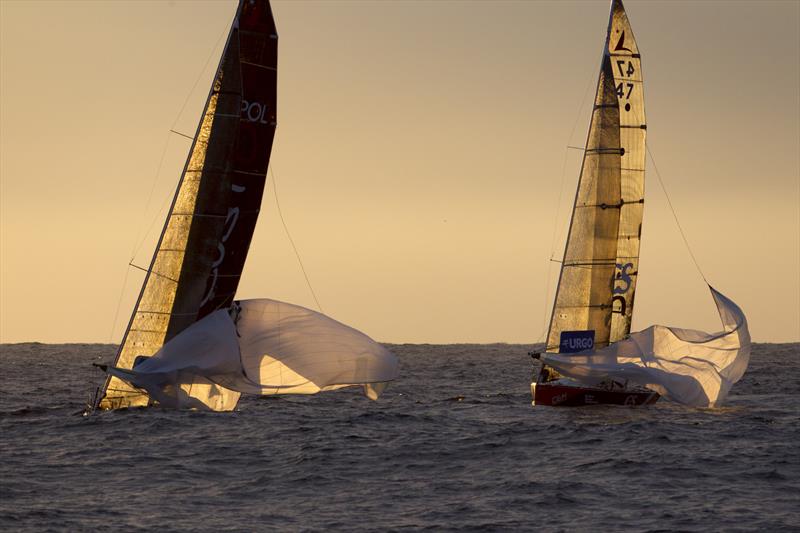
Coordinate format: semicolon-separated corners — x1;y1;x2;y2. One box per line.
531;381;659;407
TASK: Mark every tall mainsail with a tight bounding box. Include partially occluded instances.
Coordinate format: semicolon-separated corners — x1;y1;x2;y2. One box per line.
98;0;278;410
546;0;646;353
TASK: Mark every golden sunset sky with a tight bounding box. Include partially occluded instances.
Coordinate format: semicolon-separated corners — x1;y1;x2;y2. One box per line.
1;0;798;344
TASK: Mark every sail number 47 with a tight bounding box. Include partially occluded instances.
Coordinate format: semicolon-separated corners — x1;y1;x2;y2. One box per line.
616;82;634;99
615;60;635;99
616;60;635;77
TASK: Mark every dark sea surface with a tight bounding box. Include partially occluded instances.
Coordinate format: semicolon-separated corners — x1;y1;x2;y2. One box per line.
1;342;798;532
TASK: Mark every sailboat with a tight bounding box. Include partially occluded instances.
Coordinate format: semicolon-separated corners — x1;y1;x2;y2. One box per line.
91;0;398;412
531;0;750;408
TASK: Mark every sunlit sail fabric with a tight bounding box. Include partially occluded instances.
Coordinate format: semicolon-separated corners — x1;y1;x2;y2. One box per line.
99;0;278;409
546;0;646;353
542;287;751;407
103;299;400;411
608;0;646;342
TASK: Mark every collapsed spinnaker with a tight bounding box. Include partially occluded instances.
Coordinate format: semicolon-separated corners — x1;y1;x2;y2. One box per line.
102;299;400;411
542;287;751;407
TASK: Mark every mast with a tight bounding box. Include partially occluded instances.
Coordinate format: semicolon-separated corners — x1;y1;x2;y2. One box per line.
545;0;646;353
98;0;278;409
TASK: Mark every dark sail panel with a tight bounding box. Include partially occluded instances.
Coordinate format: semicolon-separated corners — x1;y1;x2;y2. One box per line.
99;0;278;410
194;1;278;320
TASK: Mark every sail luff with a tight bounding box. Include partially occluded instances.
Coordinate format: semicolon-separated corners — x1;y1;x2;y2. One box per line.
545;31;622;353
98;12;240;410
543;75;603;353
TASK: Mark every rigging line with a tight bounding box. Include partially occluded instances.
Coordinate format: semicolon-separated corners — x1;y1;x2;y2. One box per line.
110;126;174;342
170;22;229;132
536;144;572;344
108;265;132;343
535;66;598;344
128;130;173;261
646;144;708;284
128;124;199;261
131;182;177;263
114;31;224;316
126;19;228;261
269;166;324;314
107;264;145;346
169;129;194;141
128;262;148;273
128;22;228;262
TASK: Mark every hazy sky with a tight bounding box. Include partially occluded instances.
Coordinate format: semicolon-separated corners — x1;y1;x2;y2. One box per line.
1;0;798;344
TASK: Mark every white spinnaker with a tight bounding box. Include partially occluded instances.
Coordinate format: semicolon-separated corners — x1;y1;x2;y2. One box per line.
104;310;243;411
542;287;751;407
104;299;399;411
233;299;398;399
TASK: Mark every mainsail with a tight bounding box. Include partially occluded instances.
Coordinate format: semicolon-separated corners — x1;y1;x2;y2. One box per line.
546;0;646;353
98;0;278;410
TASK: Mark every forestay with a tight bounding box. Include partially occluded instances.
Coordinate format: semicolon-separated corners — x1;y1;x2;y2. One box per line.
542;287;751;407
546;0;646;353
104;299;400;411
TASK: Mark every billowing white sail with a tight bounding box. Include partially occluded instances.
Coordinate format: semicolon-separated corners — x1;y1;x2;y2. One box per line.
104;299;399;411
103;310;243;411
542;287;750;407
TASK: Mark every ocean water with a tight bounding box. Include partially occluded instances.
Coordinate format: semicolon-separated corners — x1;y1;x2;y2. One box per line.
1;342;798;531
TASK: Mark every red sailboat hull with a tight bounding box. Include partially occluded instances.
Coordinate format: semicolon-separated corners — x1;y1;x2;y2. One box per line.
531;381;659;407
